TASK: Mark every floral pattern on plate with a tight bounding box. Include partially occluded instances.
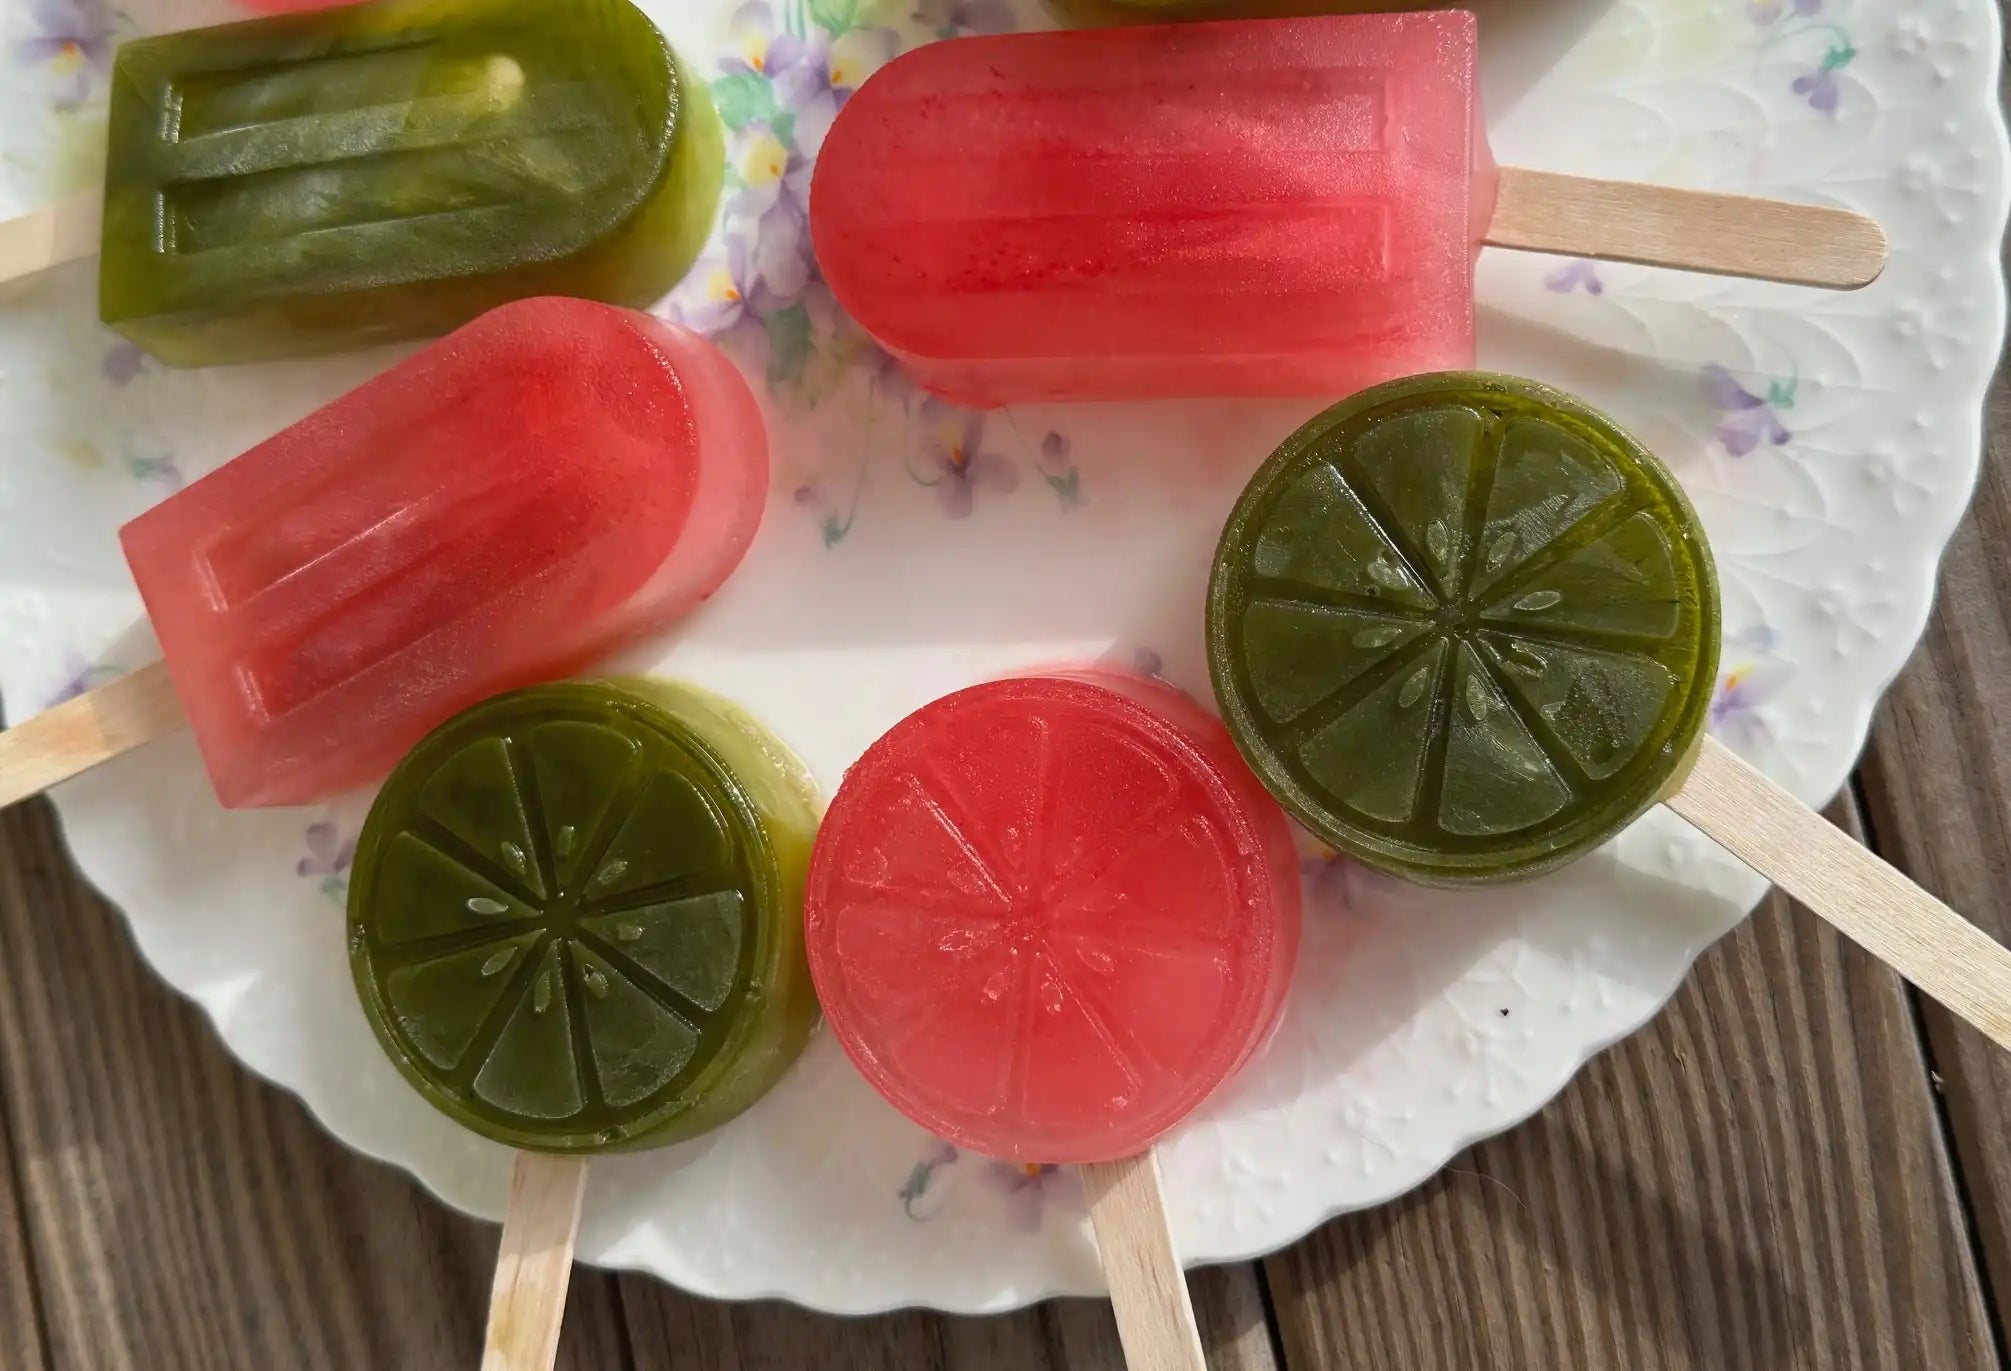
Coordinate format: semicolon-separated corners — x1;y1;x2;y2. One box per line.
0;0;2003;1316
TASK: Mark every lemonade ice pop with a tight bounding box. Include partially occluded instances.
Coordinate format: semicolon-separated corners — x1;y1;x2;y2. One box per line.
114;297;767;809
813;12;1489;405
101;0;722;365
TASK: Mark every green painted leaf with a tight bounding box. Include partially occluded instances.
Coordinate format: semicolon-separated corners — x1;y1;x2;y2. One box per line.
807;0;859;34
711;72;777;130
766;303;813;388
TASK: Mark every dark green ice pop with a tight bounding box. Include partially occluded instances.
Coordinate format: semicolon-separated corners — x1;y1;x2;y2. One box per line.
102;0;722;365
1208;373;1721;885
349;680;819;1154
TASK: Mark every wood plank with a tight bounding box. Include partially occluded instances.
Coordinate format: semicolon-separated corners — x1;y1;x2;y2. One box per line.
1855;351;2011;1332
0;1049;52;1371
613;1262;1279;1369
1263;799;1995;1371
0;796;633;1371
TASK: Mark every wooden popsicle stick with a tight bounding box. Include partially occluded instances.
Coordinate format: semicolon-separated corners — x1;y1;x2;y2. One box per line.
1487;167;1888;290
0;661;187;810
481;1153;589;1371
0;189;103;285
1666;735;2011;1053
1081;1150;1208;1371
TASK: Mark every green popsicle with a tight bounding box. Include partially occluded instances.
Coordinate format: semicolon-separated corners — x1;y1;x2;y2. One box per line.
349;680;818;1154
102;0;722;366
1208;373;1720;885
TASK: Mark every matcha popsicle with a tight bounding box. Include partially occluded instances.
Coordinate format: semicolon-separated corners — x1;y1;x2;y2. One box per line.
1208;371;2011;1053
0;0;723;365
349;678;819;1365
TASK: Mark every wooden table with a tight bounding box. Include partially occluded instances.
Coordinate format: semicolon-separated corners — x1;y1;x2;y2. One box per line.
5;146;2011;1371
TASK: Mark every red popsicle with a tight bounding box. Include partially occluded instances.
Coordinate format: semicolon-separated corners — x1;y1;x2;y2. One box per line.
805;672;1302;1164
812;12;1888;407
813;12;1489;405
109;297;766;808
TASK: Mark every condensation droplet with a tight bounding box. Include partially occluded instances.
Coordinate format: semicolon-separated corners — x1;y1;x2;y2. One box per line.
745;980;764;1002
533;968;555;1015
1485;532;1517;571
582;965;610;1000
1515;590;1563;613
1426;520;1451;567
590;858;629;890
1080;948;1115;974
1040;977;1066;1014
555;825;577;857
1506;643;1546;675
1352;625;1402;649
1465;675;1490;722
466;896;509;916
1367;557;1410;592
1540;701;1565;721
615;921;643;943
981;968;1012;1002
479;948;516;977
1398;665;1432;709
500;842;527;876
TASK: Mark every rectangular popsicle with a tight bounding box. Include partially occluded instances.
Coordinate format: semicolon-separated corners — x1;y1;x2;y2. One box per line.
100;0;722;365
114;297;767;808
812;12;1492;404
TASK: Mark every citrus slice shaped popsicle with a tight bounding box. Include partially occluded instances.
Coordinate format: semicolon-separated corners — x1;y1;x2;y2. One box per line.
1208;372;1720;884
805;673;1301;1165
350;679;818;1153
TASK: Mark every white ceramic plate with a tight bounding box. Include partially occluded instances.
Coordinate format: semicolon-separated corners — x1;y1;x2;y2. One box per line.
0;0;2004;1315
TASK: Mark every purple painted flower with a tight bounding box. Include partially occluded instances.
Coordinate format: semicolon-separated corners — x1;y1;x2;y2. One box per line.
773;27;897;154
46;652;117;708
1793;64;1841;114
1543;259;1604;295
913;399;1019;518
100;340;147;386
297;821;357;880
662;235;769;338
18;0;116;108
913;0;1019;37
1702;364;1792;457
1748;0;1820;23
1709;659;1792;754
984;1160;1079;1234
1300;848;1396;915
730;128;815;300
721;1;816;83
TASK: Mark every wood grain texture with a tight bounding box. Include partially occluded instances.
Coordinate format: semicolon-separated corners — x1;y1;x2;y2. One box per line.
613;1263;1280;1371
1082;1151;1208;1371
1669;737;2011;1052
1855;346;2011;1334
0;190;100;287
1487;169;1888;289
483;1154;589;1371
0;1057;52;1371
1264;800;1996;1371
0;662;186;810
0;797;633;1371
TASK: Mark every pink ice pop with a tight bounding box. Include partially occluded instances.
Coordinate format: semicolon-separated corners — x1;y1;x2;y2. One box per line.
804;672;1301;1163
117;297;766;808
813;12;1491;406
